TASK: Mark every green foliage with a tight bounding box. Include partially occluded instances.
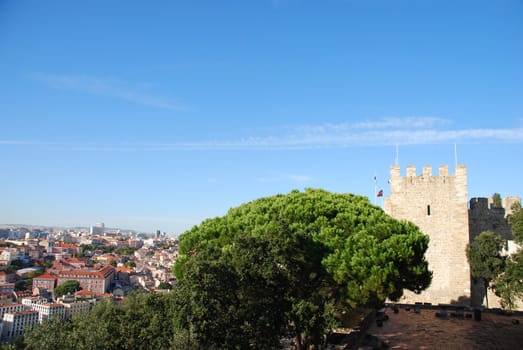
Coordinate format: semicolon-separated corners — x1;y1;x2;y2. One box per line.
494;249;523;311
509;203;523;244
174;236;290;349
467;231;506;283
124;261;136;268
27;267;44;279
467;231;506;307
38;259;53;269
25;317;74;350
116;245;136;256
54;280;82;298
158;281;172;290
176;188;431;348
15;279;31;291
79;244;115;255
25;293;180;350
492;193;502;207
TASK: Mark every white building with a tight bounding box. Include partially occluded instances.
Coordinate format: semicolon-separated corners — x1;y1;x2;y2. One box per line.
0;249;19;265
60;300;91;318
30;303;66;323
2;310;39;341
0;304;24;320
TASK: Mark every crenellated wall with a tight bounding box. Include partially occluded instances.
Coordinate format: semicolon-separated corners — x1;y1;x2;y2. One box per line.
469;197;514;241
384;165;471;305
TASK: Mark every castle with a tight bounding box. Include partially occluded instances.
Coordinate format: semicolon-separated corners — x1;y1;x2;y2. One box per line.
384;164;520;306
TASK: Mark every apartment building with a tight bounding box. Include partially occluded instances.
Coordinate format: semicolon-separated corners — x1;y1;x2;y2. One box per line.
0;304;24;320
32;273;57;292
57;265;115;294
30;303;66;322
2;310;38;341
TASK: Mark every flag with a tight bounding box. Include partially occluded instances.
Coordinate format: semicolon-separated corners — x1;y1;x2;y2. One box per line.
377;189;383;197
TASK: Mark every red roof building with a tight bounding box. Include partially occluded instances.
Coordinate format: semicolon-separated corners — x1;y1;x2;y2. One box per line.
32;273;58;292
57;265;115;294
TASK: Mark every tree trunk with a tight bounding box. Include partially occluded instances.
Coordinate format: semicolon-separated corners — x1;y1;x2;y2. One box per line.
294;334;303;350
484;281;489;309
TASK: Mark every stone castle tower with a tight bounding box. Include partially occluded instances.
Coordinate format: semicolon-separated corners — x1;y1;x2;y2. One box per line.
384;165;471;305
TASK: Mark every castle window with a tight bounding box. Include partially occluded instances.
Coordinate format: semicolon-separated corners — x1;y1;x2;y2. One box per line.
427;205;431;216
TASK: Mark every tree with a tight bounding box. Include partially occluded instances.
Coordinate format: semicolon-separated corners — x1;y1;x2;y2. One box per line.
116;245;136;256
15;279;30;291
54;280;82;298
175;188;431;349
492;193;502;207
124;261;136;268
467;231;506;308
493;201;523;310
157;281;172;290
509;202;523;244
174;235;297;349
25;317;74;350
22;291;181;349
493;249;523;311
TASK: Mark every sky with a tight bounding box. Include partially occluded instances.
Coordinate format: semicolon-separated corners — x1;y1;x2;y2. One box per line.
1;0;522;235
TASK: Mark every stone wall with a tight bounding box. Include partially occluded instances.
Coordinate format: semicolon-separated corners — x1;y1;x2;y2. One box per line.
469;197;514;241
384;165;470;305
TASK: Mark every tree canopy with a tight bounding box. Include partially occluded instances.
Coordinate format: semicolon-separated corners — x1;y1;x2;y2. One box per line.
54;280;82;298
509;202;523;244
175;188;431;349
25;292;178;350
492;193;502;208
494;202;523;310
467;231;506;308
494;249;523;311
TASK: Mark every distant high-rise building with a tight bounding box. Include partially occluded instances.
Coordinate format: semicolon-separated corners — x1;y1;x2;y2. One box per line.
89;223;105;236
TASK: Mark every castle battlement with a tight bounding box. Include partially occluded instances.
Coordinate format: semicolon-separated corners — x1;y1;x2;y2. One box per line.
390;164;466;178
387;165;468;203
469;197;489;210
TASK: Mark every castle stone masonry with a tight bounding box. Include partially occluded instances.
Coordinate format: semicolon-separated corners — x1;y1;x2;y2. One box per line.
384;165;471;305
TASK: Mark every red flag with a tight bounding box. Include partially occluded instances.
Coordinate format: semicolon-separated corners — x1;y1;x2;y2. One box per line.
377;189;383;197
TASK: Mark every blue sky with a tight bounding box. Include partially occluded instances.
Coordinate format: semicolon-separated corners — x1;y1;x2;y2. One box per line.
1;0;522;234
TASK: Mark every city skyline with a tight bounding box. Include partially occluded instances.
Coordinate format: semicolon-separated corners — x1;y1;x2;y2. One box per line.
1;0;522;234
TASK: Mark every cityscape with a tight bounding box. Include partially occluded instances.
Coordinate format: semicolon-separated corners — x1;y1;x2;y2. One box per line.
0;223;178;343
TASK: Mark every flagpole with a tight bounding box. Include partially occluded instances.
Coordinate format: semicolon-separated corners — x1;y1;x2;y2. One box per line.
454;143;458;168
373;174;377;206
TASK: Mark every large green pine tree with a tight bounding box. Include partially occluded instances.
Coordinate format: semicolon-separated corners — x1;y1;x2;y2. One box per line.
176;188;431;349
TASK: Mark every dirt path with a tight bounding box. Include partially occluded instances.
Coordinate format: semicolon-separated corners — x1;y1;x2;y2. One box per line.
364;306;523;349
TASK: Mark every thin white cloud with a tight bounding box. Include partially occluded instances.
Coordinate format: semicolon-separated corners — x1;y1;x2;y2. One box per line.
32;73;186;111
352;116;451;130
0;140;60;145
2;117;523;151
295;117;450;133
